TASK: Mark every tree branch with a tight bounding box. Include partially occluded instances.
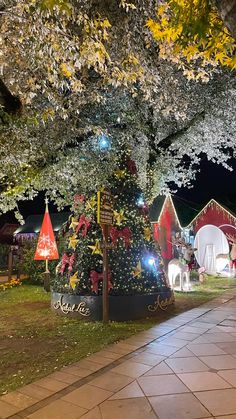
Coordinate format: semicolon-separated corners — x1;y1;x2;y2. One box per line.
0;78;22;115
214;0;236;40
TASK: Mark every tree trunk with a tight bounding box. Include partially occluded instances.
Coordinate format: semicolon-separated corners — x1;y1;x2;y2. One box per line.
215;0;236;40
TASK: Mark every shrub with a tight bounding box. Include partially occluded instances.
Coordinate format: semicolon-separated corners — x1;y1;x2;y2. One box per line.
0;244;10;270
17;236;66;285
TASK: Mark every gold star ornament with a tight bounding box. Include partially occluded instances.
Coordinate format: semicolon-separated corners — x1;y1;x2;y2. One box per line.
114;169;126;179
88;239;103;256
69;271;79;290
114;209;127;226
69;234;79;250
69;217;79;231
144;227;151;241
85;196;97;211
132;261;143;278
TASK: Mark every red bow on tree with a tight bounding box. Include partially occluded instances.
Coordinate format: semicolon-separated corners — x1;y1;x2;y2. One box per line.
74;194;86;205
110;226;132;249
89;270;113;294
60;253;76;274
75;214;90;237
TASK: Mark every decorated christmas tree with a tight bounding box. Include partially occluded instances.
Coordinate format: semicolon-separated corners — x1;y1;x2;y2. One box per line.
53;155;169;296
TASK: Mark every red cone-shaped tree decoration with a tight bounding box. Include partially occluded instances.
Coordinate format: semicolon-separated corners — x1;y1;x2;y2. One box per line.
34;200;59;261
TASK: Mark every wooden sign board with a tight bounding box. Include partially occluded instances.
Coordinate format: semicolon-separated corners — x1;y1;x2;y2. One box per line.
97;190;113;225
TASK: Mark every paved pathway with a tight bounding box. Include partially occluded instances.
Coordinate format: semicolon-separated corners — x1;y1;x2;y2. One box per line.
2;289;236;419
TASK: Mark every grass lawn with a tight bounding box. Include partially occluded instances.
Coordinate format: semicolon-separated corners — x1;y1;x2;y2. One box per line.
1;275;236;395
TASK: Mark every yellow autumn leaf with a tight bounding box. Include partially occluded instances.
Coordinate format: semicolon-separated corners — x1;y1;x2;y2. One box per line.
183;45;198;61
214;51;227;65
227;54;236;70
147;0;236;78
52;43;60;51
157;4;168;16
102;18;111;28
59;63;73;78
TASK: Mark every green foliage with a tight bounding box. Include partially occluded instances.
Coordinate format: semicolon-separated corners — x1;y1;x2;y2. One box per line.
18;239;44;284
40;0;72;14
18;236;66;285
170;0;212;41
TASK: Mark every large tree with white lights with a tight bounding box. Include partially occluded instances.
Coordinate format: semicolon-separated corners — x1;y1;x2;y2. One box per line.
0;0;236;221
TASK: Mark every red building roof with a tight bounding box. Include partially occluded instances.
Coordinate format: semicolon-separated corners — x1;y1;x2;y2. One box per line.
187;199;236;235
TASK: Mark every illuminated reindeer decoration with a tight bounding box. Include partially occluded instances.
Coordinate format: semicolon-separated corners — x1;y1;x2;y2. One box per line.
168;236;192;290
227;234;236;264
168;259;190;291
216;233;236;273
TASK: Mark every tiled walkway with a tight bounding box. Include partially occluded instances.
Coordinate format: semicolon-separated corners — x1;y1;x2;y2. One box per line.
2;290;236;419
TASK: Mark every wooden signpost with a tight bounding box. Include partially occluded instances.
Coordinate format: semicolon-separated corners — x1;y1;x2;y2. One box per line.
97;190;113;323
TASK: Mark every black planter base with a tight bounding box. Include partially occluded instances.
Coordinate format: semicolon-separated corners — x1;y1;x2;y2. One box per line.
51;289;175;321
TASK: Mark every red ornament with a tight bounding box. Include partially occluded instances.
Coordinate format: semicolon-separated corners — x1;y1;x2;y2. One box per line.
139;203;149;217
75;214;91;237
110;226;132;249
34;204;59;260
126;158;137;175
60;253;76;274
90;270;112;294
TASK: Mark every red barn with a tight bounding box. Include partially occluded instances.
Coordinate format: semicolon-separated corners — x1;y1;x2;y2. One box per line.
187;199;236;237
150;196;236;271
150;195;199;266
152;195;181;261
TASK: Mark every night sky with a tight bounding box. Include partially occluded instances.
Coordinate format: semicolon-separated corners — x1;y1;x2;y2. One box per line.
176;158;236;212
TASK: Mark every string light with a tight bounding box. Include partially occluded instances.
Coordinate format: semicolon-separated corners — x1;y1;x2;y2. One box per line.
187;198;236;228
137;195;145;207
98;133;111;152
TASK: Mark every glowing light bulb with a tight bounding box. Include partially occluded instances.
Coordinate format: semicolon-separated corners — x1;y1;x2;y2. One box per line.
98;134;111;152
137;195;144;206
148;257;155;266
